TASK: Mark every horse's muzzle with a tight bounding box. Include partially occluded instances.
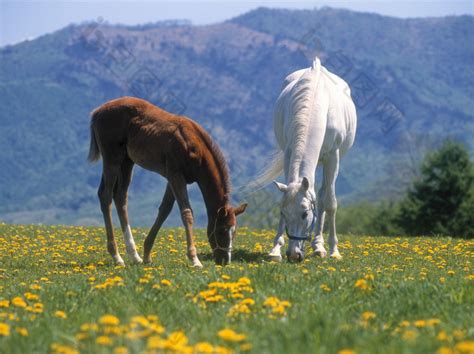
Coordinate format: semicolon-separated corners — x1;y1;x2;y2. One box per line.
214;249;231;265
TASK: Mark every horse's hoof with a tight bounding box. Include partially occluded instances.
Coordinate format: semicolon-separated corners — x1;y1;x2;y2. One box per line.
131;255;143;264
267;254;283;262
312;250;327;258
330;252;342;260
143;257;152;264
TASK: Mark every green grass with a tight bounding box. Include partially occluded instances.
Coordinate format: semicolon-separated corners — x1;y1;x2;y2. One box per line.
0;223;472;354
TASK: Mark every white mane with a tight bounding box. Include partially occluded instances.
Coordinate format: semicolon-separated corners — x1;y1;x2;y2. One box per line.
287;58;322;176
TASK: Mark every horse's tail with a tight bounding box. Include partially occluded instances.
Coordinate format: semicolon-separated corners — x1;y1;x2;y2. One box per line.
87;119;101;163
241;151;284;193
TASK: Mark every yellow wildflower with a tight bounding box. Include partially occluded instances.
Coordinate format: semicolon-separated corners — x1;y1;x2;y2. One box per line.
455;341;474;353
339;350;356;354
0;322;10;336
54;310;67;319
218;328;246;342
161;279;172;286
96;335;113;345
16;327;28;336
361;311;376;321
99;314;120;326
12;297;27;308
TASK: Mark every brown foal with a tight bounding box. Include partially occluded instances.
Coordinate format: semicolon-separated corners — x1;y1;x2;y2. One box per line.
88;97;247;266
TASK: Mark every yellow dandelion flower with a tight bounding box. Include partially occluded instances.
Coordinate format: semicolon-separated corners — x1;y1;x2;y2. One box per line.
354;279;370;291
338;349;356;354
54;310;67;319
194;342;214;353
455;341;474;353
414;320;427;328
96;335;113;345
113;346;128;354
240;343;253;351
0;322;10;336
402;330;418;341
437;346;453;354
11;297;27;308
24;293;39;301
361;311;376;321
0;300;9;308
99;314;120;326
148;335;166;349
218;328;246;342
161;279;172;286
16;327;28;336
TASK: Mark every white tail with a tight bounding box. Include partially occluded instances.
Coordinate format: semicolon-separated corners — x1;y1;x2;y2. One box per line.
239;151;284;194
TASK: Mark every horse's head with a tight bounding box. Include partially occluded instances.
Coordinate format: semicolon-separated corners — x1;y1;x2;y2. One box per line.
274;177;316;262
208;203;248;265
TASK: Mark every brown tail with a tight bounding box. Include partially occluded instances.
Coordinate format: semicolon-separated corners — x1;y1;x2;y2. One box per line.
87;124;101;163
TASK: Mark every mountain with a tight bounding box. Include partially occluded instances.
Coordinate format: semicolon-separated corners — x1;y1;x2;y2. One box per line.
0;7;473;226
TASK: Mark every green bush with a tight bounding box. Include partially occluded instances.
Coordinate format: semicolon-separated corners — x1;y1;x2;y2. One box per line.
396;140;474;238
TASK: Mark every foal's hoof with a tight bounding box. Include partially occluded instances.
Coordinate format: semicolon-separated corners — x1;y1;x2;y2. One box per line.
192;259;203;268
267;254;283;263
143;257;152;264
330;251;342;260
113;255;126;267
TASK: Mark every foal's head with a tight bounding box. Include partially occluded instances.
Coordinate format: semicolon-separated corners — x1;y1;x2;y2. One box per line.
274;177;316;262
208;203;247;265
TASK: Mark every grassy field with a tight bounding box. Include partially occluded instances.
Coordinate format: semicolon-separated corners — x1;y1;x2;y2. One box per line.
0;223;472;354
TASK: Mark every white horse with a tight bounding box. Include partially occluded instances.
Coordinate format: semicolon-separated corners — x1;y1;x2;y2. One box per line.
255;57;357;262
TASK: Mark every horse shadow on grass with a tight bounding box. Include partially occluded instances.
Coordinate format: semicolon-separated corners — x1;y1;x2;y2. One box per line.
199;249;267;264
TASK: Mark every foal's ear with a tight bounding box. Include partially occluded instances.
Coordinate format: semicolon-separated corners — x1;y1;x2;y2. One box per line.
273;181;288;192
233;203;248;216
301;177;310;192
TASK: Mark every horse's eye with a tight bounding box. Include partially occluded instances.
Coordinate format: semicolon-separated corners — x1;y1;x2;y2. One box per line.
302;212;308;219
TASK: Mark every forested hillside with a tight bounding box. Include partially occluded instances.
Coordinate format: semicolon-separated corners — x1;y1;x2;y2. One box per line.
0;7;472;226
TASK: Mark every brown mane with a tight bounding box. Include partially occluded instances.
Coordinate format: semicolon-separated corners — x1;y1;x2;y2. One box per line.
192;123;232;199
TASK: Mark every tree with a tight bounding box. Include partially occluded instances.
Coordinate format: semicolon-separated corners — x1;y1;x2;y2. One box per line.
397;140;474;238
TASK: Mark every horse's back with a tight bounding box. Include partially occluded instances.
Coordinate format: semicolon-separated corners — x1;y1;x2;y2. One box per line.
274;62;357;158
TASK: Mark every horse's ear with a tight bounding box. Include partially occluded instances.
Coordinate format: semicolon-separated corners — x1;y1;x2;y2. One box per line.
273;181;288;192
233;203;248;216
301;177;310;192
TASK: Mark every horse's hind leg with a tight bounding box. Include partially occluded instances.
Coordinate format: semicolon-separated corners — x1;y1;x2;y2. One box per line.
143;183;175;264
113;156;142;264
98;163;124;266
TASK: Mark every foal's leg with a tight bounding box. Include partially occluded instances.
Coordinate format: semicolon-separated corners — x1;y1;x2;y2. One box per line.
312;176;328;258
143;183;175;264
168;174;203;268
268;216;285;262
324;149;341;259
98;164;124;266
113;157;142;264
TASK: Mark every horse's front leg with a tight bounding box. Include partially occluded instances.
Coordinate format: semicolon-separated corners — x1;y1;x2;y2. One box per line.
168;174;203;268
324;149;341;259
268;215;285;262
143;183;175;264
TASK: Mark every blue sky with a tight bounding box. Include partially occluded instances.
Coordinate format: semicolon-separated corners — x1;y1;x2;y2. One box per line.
1;0;473;46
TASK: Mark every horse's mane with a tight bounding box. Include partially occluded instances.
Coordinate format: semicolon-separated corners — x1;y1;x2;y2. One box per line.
193;123;232;199
288;58;322;168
